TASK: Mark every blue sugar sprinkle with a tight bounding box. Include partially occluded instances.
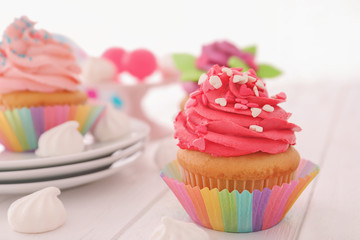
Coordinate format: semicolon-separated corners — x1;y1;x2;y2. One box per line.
12;49;16;53
4;34;11;43
21;18;32;28
111;94;123;108
28;57;32;61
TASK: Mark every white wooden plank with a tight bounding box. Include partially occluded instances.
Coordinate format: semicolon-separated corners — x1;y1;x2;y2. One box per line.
118;82;342;239
0;143;167;240
268;81;344;164
298;84;360;240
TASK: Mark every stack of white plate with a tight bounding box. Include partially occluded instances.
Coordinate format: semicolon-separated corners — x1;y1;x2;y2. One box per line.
0;118;150;194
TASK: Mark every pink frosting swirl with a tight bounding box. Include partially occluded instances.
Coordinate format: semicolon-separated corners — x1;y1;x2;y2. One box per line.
0;16;81;94
174;65;301;157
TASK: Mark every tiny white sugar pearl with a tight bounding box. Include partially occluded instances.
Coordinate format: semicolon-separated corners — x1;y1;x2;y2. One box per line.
198;73;207;85
222;67;233;76
256;80;265;89
248;76;256;83
253;86;259;97
233;74;248;84
215;98;227;106
250;125;263;132
262;104;274;112
209;76;222;89
251;108;261;117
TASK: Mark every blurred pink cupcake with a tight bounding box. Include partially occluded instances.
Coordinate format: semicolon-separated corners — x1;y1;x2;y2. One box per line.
0;16;104;152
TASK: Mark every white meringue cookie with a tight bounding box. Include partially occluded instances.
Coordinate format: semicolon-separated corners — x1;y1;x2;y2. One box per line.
8;187;67;233
80;57;116;83
151;217;210;240
93;105;130;142
35;121;84;157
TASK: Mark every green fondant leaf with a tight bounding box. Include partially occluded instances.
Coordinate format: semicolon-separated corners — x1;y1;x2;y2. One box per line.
172;54;196;72
172;53;205;81
243;45;257;55
228;56;249;71
256;64;282;78
181;70;204;82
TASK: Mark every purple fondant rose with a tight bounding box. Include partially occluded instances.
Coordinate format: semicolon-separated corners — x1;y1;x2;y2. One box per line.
196;41;258;71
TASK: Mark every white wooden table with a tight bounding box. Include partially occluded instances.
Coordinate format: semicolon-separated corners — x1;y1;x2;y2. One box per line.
0;81;359;240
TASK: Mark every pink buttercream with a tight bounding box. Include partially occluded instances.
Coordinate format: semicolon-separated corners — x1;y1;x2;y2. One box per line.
0;17;81;94
174;65;301;157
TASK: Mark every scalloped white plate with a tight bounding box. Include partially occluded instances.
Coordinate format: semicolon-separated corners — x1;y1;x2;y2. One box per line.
0;118;150;171
0;141;145;183
0;150;143;194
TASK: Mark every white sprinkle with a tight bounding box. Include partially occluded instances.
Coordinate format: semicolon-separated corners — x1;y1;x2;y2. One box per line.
256;80;265;89
248;76;257;83
215;98;227;106
232;74;248;84
232;75;241;83
251;108;261;117
222;67;233;76
209;76;222;89
250;125;263;132
263;104;274;112
198;73;208;85
253;86;259;96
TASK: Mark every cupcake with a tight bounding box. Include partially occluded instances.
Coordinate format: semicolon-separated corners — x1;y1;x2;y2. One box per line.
174;65;301;193
162;65;318;232
0;17;103;152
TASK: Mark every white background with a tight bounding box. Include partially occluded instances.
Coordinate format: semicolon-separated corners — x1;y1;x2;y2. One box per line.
1;0;360;83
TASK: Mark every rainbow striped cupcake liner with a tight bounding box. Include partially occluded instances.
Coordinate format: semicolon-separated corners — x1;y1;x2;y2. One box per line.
0;104;104;152
161;159;319;232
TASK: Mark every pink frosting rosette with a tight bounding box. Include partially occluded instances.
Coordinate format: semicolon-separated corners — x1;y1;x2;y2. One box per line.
0;17;105;153
0;16;81;94
174;65;300;156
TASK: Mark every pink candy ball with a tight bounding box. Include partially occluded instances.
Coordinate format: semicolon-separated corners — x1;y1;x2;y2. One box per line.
102;47;127;74
123;49;157;81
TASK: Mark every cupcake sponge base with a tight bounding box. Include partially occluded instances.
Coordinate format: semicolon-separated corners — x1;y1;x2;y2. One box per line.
0;91;88;109
180;166;296;193
177;147;300;193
